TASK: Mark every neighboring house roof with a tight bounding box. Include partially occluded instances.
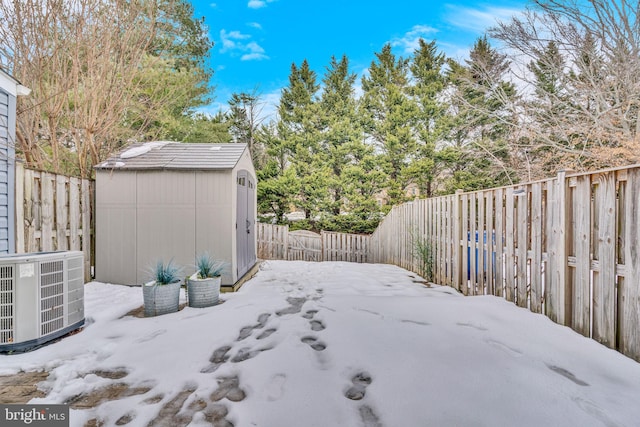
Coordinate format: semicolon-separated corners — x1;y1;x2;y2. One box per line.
95;141;249;171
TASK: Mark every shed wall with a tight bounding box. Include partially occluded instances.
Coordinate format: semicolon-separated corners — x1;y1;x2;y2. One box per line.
136;171;197;284
95;171;137;284
195;170;234;284
96;168;242;285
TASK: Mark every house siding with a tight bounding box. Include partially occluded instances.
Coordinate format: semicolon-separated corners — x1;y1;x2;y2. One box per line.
0;89;15;254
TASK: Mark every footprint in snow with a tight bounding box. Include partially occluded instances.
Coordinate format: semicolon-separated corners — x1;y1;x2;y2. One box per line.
400;319;430;326
302;309;318;320
265;373;287;401
345;372;373;401
237;326;254;341
485;338;523;357
456;321;488;331
256;328;277;340
201;345;232;373
276;297;307;316
256;313;271;328
300;336;327;351
210;375;246;402
309;319;325;331
359;405;383;427
136;329;167;343
237;313;273;341
547;364;589;386
231;346;273;363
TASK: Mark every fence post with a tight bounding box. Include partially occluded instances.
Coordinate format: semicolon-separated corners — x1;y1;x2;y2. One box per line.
621;168;640;360
14;162;24;253
452;190;463;291
547;170;571;326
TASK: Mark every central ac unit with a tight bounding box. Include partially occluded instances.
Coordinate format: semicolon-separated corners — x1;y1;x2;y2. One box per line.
0;251;85;352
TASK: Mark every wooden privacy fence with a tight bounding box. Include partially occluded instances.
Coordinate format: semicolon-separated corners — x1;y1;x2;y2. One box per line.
15;163;94;281
370;165;640;362
257;223;369;263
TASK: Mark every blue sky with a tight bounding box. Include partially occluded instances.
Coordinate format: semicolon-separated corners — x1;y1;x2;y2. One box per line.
190;0;529;119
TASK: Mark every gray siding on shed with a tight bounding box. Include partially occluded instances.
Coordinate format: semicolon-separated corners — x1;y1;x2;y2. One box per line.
0;88;16;254
95;143;256;286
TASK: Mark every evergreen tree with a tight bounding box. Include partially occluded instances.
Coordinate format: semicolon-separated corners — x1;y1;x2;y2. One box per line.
443;37;517;192
277;60;326;223
406;39;448;197
521;40;572;175
228;90;265;163
256;123;300;223
361;44;418;205
317;55;384;232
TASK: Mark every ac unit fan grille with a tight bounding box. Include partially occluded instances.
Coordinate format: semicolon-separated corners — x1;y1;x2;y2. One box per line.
40;260;64;336
0;265;14;344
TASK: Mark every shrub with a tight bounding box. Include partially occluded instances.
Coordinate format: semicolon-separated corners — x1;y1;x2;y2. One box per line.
195;252;227;279
151;259;181;285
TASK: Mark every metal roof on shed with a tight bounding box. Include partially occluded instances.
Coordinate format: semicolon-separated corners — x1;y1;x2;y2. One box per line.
95;142;248;170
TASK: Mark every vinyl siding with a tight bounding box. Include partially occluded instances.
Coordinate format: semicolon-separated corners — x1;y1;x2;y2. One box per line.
0;89;15;254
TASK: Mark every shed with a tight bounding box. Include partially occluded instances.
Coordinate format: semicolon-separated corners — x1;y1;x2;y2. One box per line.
95;142;257;287
0;69;30;254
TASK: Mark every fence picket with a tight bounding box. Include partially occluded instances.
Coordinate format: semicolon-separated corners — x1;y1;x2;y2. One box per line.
621;168;640;360
14;167;93;280
494;189;504;297
593;172;616;347
573;176;591;336
505;187;515;303
516;186;528;308
530;183;543;313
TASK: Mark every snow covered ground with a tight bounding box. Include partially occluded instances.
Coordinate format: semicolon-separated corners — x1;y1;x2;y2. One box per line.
2;261;640;427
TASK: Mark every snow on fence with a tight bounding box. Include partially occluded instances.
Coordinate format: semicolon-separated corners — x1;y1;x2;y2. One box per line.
369;165;640;362
257;223;370;263
15;163;94;281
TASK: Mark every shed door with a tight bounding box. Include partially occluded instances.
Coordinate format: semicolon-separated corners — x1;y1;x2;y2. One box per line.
236;170;256;278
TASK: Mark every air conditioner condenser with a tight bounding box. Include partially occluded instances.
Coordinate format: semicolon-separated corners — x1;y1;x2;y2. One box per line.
0;251;85;353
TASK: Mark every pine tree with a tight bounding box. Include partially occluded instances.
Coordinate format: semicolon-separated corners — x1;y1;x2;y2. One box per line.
361;44;418;205
317;55;384;232
406;39;448;197
228;90;266;165
443;37;517;192
256;123;300;223
277;60;326;224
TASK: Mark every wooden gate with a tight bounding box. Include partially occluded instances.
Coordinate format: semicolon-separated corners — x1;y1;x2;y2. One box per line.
287;230;322;261
257;223;370;263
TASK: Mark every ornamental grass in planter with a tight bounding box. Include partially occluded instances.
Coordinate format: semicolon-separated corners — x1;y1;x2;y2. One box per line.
187;253;227;308
143;260;182;317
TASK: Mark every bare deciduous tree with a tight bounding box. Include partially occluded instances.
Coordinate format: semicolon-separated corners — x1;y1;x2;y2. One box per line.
0;0;179;177
490;0;640;177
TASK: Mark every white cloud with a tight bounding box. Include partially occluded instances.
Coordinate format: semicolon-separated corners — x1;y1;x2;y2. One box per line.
219;29;252;53
241;42;269;61
391;25;439;54
248;0;276;9
248;0;265;8
222;30;251;40
241;52;269;61
247;22;263;30
219;29;269;61
444;5;521;33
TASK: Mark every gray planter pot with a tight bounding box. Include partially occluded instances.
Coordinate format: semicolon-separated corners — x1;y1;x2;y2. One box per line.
143;281;181;317
187;276;221;308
